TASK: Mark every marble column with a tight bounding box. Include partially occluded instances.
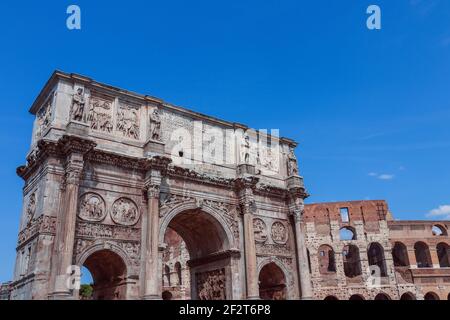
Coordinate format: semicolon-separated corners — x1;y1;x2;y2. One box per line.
292;210;313;299
50;153;84;299
236;177;260;299
143;182;161;299
242;208;259;299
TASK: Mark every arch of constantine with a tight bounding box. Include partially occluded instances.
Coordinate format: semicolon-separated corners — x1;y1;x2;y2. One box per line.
8;71;450;300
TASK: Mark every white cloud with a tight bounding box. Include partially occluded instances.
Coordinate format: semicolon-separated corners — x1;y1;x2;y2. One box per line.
378;174;394;180
427;205;450;219
368;172;394;180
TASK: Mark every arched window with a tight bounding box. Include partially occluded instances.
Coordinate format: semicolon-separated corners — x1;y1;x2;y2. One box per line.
414;242;432;268
343;245;362;278
392;242;409;267
318;245;336;274
400;292;416;300
424;292;440;300
436;243;450;268
374;293;391;300
367;243;387;277
349;294;365;300
175;262;182;285
432;224;447;236
163;265;171;287
340;227;356;241
324;295;339;300
307;249;312;274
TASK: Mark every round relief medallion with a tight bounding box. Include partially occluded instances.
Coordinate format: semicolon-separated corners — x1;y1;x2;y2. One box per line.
78;193;106;222
271;221;288;244
253;218;268;243
111;197;140;226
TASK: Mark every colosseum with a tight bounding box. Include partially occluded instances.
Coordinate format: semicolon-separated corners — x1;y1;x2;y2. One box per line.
7;71;450;300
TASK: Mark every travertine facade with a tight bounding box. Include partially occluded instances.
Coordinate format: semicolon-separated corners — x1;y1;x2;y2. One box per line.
8;71;450;300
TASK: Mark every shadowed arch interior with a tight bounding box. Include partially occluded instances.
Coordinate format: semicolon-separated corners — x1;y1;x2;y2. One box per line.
258;262;287;300
82;249;127;300
400;292;416;300
392;242;409;267
349;294;365;300
167;209;230;259
424;292;440;300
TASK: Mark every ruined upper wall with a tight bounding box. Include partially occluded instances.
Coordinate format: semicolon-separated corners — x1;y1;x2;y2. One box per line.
28;71;302;186
388;220;450;240
304;200;390;224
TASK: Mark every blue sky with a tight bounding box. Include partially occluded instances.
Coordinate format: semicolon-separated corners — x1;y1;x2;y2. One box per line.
1;0;450;282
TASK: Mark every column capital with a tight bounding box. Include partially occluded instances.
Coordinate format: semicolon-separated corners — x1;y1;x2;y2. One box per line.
146;184;160;199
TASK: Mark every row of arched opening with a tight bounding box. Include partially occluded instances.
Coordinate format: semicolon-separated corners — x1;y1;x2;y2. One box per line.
163;262;183;287
392;241;450;268
324;291;450;300
316;241;450;277
317;242;388;277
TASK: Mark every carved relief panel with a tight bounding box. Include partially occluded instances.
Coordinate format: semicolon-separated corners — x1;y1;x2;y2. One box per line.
271;221;288;244
116;101;140;140
25;193;36;225
87;92;114;133
196;268;226;300
78;193;107;222
111;197;140;226
253;218;268;243
35;92;54;138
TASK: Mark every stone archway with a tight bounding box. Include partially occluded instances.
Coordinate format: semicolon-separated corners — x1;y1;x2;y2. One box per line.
160;204;235;300
424;292;440;300
80;249;127;300
400;292;416;300
258;262;287;300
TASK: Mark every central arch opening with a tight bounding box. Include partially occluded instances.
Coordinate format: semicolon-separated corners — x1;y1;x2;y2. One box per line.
161;208;231;300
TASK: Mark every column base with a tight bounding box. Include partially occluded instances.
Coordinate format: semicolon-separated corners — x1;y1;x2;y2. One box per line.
246;295;260;300
48;291;75;300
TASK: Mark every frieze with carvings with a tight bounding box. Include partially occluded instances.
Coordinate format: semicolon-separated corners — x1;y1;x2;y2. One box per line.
116;102;140;139
17;215;57;247
111;197;140;226
159;194;195;217
196;268;226;300
271;221;288;244
78;193;106;222
167;165;235;188
254;183;288;198
86;149;149;171
253;218;268;243
74;239;141;266
256;243;291;257
75;221;140;241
